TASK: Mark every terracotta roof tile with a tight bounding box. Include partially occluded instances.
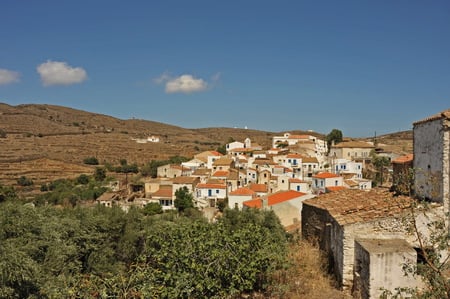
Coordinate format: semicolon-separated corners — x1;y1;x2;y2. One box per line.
413;109;450;125
152;185;173;198
244;190;306;208
173;176;199;184
213;157;234;166
303;189;413;225
249;184;268;192
269;190;306;205
332;141;375;148
313;172;340;179
212;170;229;177
243;197;263;208
229;187;255;196
392;154;414;164
302;157;319;163
197;183;226;189
326;186;347;192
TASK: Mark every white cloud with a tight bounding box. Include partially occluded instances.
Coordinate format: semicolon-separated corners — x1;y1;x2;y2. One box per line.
37;60;87;86
153;71;170;85
156;74;206;94
0;69;20;85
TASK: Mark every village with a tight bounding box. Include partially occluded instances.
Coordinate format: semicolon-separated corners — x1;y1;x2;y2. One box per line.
96;108;450;298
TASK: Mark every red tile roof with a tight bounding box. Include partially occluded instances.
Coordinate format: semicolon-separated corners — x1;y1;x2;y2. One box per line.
392;154;414;164
413;109;450;125
249;183;268;193
313;172;340;179
303;189;413;225
196;183;226;189
243;190;306;208
172;176;199;184
152;185;173;198
212;170;229;177
287;154;303;158
326;186;347;192
229;187;255;196
243;197;263;208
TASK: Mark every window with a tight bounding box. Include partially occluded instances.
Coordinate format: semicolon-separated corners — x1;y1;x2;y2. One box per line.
216;189;219;194
335;180;338;186
297;186;300;191
320;180;323;187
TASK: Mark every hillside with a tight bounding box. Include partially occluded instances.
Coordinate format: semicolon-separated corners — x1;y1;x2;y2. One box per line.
0;103;412;187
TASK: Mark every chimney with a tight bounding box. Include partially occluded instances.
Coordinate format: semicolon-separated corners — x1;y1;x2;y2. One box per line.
262;197;268;209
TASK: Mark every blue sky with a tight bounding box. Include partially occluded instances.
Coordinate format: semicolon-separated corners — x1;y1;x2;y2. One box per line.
1;1;449;137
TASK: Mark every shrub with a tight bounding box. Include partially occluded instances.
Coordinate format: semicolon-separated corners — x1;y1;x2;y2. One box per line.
83;156;99;165
17;176;33;186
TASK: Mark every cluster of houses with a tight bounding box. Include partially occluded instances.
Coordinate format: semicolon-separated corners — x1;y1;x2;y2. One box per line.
97;108;450;298
99;132;377;226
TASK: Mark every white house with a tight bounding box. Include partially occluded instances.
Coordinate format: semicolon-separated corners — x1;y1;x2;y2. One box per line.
312;172;344;194
226;141;245;152
289;178;310;193
181;158;205;170
332;158;363;178
195;183;227;208
228;187;256;210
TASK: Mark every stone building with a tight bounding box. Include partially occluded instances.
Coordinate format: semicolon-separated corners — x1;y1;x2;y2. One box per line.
413;109;450;206
301;188;442;291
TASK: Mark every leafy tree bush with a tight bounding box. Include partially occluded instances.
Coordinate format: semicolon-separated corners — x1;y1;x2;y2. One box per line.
83;156;99;165
0;201;290;298
326;128;343;150
94;167;106;182
17;176;33;186
0;184;17;202
174;186;194;212
76;174;90;185
142;202;163;216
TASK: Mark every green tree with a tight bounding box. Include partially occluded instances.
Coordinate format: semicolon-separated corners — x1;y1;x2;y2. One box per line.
217;144;227;155
371;152;391;186
326;129;343;150
142;202;163;216
0;129;6;138
17;176;33;186
174;186;194;212
94;167;106;181
83;156;99;165
0;185;17;202
76;174;90;185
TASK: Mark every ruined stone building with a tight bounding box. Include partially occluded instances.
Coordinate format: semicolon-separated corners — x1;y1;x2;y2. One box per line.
302;108;450;298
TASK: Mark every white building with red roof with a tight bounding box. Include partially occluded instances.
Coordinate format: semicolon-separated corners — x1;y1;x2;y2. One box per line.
228;187;257;210
312;172;344;194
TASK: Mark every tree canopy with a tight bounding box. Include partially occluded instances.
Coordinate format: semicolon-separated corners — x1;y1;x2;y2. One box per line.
0;201;289;298
326;129;343;150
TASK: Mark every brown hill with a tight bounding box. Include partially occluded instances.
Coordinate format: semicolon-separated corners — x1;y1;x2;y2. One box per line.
0;103;277;186
0;103;412;188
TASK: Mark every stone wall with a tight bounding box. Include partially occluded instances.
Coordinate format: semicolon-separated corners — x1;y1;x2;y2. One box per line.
353;239;417;299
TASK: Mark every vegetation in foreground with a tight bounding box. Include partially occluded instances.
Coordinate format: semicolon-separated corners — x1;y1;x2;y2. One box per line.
0;185;343;299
